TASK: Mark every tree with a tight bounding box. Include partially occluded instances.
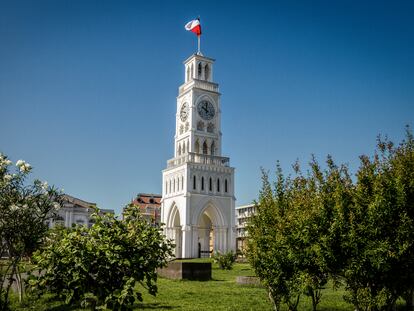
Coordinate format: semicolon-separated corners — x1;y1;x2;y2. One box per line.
247;127;414;311
30;204;174;310
0;153;63;310
340;128;414;310
247;167;302;311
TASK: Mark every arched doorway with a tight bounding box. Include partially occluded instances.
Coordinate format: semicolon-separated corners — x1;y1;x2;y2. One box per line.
198;213;213;258
196;203;227;258
167;205;182;258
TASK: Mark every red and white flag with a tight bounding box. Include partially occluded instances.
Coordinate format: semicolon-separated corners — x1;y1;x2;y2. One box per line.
185;18;201;36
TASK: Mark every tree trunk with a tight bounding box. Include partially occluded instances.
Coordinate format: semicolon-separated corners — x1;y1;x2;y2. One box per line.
15;266;23;303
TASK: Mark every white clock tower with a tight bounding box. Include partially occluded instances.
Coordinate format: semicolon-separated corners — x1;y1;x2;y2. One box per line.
161;53;236;258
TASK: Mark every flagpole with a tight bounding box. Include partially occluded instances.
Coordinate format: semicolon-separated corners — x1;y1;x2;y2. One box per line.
197;35;201;55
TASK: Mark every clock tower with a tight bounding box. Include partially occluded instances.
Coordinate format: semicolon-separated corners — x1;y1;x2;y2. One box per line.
161;53;236;258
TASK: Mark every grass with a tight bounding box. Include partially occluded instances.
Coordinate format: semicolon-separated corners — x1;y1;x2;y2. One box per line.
10;260;360;310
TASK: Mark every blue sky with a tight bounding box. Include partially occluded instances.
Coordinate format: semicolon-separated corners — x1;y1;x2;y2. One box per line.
1;0;413;214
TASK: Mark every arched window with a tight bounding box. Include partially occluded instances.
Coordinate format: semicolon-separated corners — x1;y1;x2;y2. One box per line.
203;141;208;154
217;179;220;192
225;179;228;193
209;177;212;191
198;62;202;78
204;64;210;81
211;141;215;156
193;175;196;190
201;177;204;191
195;140;200;154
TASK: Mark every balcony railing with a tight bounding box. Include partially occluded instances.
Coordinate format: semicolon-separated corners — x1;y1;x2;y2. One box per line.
179;79;219;94
167;152;230;168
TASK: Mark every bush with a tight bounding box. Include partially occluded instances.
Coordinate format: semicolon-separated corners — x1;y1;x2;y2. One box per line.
212;251;236;270
29;205;174;310
0;153;63;309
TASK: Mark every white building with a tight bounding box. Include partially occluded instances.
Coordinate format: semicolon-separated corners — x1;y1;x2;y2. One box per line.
235;204;257;253
48;194;114;228
161;52;236;259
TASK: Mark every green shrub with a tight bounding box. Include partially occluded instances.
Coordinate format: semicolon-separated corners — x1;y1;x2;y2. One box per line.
29;206;174;310
213;251;236;270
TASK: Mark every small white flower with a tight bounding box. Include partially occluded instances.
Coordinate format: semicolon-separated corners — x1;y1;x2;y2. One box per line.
16;160;25;167
4;159;12;166
3;174;12;181
53;202;61;210
41;181;48;190
19;163;32;172
10;205;19;212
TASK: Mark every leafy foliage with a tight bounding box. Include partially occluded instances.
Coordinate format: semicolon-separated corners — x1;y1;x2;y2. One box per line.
247;127;414;311
0;153;63;309
29;204;174;310
212;251;236;270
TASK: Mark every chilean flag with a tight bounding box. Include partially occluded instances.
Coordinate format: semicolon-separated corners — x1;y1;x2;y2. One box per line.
185;18;201;36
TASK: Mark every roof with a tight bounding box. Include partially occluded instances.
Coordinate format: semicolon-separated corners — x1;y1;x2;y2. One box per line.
235;203;256;210
63;194;96;209
132;193;161;206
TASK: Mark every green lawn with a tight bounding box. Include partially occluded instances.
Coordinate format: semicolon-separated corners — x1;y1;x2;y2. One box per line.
12;260;356;310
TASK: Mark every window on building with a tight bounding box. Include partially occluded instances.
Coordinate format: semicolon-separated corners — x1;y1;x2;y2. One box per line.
209;177;212;191
193;175;196;190
225;179;228;193
195;140;200;153
201;177;204;191
204;64;210;81
203;141;208;154
198;62;202;78
217;179;220;192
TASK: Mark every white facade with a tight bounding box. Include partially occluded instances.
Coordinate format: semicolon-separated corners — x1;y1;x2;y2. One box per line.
235;204;257;252
161;53;236;259
48;194;114;228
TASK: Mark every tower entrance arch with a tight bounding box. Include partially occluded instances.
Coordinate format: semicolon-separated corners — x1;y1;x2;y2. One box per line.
166;204;182;258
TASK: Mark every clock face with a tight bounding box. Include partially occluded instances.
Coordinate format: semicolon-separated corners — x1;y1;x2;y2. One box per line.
180;102;189;122
197;100;215;120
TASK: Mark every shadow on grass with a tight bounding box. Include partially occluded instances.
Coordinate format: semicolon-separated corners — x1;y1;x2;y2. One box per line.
318;307;350;311
46;305;80;311
135;302;177;309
